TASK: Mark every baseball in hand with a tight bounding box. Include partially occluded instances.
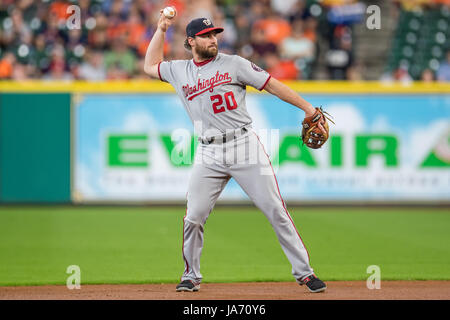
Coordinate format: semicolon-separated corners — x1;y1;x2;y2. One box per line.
163;6;176;19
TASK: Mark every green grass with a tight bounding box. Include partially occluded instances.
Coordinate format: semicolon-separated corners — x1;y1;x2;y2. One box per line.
0;206;449;286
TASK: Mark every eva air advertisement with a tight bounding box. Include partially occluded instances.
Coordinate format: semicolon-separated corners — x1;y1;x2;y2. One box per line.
73;93;450;203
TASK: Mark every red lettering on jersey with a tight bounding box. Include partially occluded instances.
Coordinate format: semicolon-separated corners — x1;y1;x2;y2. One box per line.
182;71;232;101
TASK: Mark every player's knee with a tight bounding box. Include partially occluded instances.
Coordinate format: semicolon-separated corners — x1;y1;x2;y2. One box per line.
261;205;290;225
185;206;210;225
258;200;282;215
184;216;204;226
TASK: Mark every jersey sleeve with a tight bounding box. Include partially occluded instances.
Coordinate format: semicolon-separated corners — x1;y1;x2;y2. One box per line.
158;61;171;83
234;55;271;91
158;60;186;84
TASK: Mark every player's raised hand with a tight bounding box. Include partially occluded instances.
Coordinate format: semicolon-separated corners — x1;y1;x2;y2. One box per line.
157;8;177;32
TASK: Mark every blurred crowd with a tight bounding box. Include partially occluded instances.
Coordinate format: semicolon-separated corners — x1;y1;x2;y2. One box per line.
0;0;448;82
0;0;366;81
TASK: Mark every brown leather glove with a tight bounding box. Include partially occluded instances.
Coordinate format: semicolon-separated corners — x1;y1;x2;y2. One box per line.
301;106;334;149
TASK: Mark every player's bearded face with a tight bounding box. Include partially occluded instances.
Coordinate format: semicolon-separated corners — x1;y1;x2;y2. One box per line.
193;33;218;59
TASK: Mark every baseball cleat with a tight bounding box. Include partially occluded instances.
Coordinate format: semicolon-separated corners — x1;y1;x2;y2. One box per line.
299;275;327;293
176;280;200;292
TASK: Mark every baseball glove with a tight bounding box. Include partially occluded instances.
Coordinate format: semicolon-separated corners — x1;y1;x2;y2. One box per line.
301;106;334;149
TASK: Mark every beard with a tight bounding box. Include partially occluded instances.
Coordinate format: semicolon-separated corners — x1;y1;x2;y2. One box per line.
194;44;218;59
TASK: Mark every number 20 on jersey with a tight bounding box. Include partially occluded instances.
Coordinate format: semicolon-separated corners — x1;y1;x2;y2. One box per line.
210;91;238;114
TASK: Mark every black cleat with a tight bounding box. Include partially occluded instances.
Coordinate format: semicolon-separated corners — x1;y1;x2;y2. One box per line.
300;275;327;293
176;280;200;292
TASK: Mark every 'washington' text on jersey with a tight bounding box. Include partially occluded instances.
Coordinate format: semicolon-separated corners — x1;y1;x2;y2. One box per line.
182;71;232;101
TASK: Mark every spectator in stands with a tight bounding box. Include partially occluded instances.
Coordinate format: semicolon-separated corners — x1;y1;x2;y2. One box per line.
249;26;277;67
184;0;217;22
49;0;71;22
280;19;315;79
106;62;129;80
30;34;51;76
437;50;450;82
0;52;15;79
123;10;146;53
346;61;364;81
248;1;269;24
104;35;136;78
380;63;414;83
88;12;110;52
43;43;73;80
41;6;65;45
271;0;299;17
264;52;299;80
65;29;87;71
11;63;30;81
393;64;413;83
253;9;292;46
7;8;33;45
420;68;435;82
302;15;319;43
234;12;252;49
78;49;106;81
326;26;354;79
285;0;307;23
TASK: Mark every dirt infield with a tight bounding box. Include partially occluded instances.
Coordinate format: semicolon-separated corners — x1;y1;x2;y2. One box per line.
0;281;449;300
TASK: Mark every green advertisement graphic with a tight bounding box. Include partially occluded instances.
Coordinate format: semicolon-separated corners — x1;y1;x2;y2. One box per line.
421;130;450;168
108;134;149;167
105;132;450;169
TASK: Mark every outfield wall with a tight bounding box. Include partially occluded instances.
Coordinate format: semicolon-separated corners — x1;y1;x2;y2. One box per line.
0;93;71;203
0;81;449;204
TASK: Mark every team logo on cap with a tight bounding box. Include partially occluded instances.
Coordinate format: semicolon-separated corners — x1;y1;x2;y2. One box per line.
203;19;212;26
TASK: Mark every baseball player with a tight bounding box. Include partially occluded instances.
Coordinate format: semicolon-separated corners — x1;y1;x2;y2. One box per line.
144;9;327;293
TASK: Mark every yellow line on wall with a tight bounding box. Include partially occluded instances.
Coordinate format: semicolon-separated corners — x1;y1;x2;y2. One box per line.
0;80;449;94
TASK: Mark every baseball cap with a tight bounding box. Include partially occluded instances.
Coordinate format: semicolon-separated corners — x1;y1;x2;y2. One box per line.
186;18;224;38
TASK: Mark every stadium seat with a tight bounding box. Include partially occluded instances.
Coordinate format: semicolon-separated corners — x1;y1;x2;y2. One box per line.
386;5;450;80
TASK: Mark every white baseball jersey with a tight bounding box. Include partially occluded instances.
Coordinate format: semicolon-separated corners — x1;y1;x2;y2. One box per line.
158;53;271;137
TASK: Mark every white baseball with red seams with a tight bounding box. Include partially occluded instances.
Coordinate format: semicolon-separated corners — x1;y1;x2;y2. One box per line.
158;52;314;285
163;6;175;19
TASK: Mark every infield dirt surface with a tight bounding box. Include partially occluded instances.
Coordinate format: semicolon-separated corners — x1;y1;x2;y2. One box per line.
1;281;449;300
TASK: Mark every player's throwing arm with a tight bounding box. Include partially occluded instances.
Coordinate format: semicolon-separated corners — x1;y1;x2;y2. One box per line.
143;7;176;78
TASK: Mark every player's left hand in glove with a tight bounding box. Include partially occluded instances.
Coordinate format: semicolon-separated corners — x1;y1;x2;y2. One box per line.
301;106;334;149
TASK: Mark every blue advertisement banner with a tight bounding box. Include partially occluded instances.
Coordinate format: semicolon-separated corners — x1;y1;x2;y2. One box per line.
73;93;450;203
